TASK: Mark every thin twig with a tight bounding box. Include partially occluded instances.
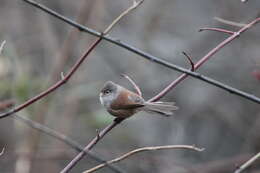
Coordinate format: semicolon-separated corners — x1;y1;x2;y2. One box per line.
199;27;235;35
214;17;247;27
0;148;5;156
12;114;123;173
0;40;6;55
103;0;144;34
21;0;260;104
182;52;195;71
60;1;143;172
61;118;125;173
121;74;142;96
234;152;260;173
83;145;204;173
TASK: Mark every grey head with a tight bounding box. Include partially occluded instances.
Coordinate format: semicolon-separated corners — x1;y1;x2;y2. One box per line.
99;81;120;108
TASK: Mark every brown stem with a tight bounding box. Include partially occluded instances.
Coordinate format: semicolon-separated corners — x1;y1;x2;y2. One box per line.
0;37;102;119
60;118;124;173
199;27;235;35
121;74;142;96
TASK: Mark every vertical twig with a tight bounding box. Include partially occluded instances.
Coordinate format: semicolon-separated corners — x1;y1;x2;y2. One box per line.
121;74;142;96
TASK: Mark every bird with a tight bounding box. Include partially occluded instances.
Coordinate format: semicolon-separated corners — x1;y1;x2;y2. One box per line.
99;81;178;118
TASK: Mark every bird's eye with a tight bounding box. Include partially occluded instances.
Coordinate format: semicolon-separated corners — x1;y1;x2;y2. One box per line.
104;89;111;95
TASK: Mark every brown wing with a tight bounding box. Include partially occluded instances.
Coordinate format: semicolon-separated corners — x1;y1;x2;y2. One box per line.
110;89;145;110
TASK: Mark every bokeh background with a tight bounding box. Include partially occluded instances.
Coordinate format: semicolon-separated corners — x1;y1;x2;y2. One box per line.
0;0;259;172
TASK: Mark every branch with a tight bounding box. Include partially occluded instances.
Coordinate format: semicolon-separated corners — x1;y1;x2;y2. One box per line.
83;145;204;173
0;40;6;55
182;52;195;71
121;74;142;96
235;152;260;173
21;0;260;104
12;114;123;173
103;0;144;34
214;17;247;27
0;148;4;156
60;1;144;172
198;27;235;35
61;118;125;173
0;37;102;119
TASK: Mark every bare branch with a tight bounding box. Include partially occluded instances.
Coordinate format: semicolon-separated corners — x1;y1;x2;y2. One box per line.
61;118;125;173
235;152;260;173
182;52;195;71
83;145;204;173
121;74;142;96
103;0;144;34
214;17;247;27
199;27;235;35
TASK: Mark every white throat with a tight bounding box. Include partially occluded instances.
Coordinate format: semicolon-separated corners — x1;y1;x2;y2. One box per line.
100;87;121;108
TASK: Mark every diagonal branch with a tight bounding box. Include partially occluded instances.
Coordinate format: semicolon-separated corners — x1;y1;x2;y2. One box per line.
214;17;247;27
21;0;260;104
12;114;124;173
0;148;4;156
0;37;102;119
83;145;204;173
234;152;260;173
121;74;142;96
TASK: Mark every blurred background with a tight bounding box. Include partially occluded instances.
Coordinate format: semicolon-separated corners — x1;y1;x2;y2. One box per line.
0;0;259;172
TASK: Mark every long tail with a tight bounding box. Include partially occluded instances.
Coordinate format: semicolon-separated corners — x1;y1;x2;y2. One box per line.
142;101;178;117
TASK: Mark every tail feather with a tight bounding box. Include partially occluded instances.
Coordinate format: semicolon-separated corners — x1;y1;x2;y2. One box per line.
142;101;178;117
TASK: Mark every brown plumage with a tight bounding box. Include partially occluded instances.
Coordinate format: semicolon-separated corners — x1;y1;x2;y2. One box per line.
100;81;178;118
